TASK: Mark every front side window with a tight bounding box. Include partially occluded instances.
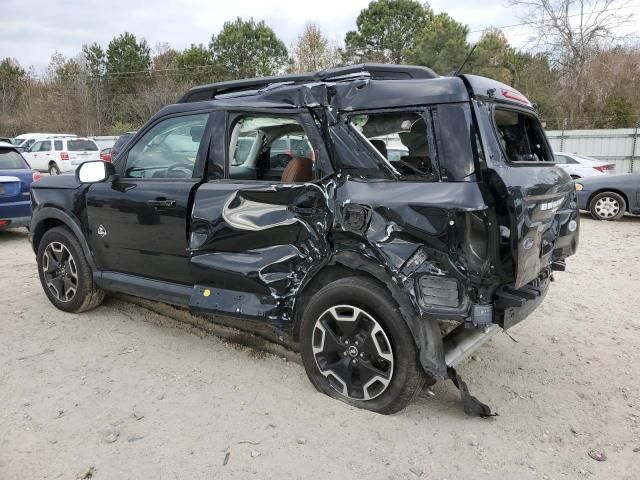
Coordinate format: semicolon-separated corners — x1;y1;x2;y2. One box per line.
124;113;209;178
350;111;436;179
228;115;317;182
494;109;553;163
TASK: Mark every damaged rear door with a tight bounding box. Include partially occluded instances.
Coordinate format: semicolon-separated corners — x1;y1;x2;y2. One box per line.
187;109;334;325
469;88;579;290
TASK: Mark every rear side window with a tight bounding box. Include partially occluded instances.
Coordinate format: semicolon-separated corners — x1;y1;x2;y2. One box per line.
68;139;98;151
494;109;553;163
0;149;29;169
350;111;436;179
54;140;63;151
228;115;319;182
432;103;478;181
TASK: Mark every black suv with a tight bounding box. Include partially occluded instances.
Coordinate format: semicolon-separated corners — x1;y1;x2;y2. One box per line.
30;64;579;414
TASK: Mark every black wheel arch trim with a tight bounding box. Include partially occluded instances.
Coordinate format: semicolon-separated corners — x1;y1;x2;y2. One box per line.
30;207;97;270
294;249;448;380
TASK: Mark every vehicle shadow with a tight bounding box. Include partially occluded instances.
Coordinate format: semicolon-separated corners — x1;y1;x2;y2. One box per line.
579;211;640;222
0;228;29;242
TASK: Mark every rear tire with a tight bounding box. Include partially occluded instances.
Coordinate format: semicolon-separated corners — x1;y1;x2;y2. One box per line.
299;276;425;414
37;226;105;313
48;163;60;175
589;191;625;221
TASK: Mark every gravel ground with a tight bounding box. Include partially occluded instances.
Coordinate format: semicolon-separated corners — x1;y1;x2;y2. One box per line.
1;215;639;480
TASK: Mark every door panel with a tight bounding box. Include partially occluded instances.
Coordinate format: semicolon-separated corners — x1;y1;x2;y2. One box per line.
85;111;212;283
187;181;332;320
86;179;199;283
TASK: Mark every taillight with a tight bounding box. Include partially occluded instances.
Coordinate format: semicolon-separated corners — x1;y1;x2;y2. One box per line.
32;171;42;182
60;152;70;161
593;164;615;172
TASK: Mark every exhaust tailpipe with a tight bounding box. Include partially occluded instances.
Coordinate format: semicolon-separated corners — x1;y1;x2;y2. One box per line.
444;324;501;367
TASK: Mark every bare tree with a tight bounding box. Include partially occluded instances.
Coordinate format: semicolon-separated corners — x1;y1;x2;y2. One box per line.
507;0;634;123
292;22;340;72
508;0;632;72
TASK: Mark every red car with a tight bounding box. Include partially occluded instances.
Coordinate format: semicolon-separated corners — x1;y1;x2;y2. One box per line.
100;147;112;162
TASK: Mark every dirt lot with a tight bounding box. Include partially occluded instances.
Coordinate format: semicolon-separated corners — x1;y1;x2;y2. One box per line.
1;215;639;480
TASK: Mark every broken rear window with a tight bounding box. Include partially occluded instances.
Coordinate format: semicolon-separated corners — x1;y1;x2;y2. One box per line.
494;109;553;163
350;112;437;179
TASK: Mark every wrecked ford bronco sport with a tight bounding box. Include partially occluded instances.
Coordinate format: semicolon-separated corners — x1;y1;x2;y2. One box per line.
30;64;579;415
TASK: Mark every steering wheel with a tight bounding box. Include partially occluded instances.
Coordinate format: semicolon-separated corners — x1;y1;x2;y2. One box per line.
166;162;194;176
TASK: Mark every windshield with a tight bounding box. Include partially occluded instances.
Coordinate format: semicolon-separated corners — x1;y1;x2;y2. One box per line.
0;149;29;169
11;138;24;146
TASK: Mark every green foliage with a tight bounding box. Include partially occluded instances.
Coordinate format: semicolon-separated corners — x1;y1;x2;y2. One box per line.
598;90;636;128
210;18;289;79
105;32;151;94
406;12;469;74
468;28;516;84
173;44;218;85
82;43;106;78
0;58;27;122
344;0;431;63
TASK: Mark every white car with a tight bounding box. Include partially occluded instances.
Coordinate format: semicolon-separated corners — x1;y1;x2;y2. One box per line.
554;152;615;179
24;137;100;175
11;133;77;152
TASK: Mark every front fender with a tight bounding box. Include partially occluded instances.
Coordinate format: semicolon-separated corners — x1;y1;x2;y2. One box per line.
30;206;96;270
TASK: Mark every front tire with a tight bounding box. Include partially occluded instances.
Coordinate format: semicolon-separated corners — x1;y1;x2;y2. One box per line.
589;191;626;221
300;277;425;414
37;226;105;312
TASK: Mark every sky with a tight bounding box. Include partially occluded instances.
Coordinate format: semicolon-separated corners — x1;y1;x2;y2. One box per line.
1;0;638;73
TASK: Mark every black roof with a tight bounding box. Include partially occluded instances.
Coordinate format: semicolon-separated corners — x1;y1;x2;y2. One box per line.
178;64;438;103
158;65;534;119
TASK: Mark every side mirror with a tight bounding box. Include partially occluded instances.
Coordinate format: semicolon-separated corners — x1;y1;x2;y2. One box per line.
76;160;115;184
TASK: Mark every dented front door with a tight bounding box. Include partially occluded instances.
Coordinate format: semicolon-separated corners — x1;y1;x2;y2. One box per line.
187;181;332;322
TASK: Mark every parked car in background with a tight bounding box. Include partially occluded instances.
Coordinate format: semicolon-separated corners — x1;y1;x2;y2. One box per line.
11;133;77;152
554;152;615;179
100;147;113;162
24;137;100;175
110;132;136;160
0;141;41;231
576;173;640;221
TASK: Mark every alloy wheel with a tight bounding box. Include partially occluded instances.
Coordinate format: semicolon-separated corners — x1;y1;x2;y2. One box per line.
42;241;78;302
312;305;394;401
594;196;620;218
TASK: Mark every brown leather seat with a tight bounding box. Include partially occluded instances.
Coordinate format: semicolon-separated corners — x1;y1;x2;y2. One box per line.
281;157;313;182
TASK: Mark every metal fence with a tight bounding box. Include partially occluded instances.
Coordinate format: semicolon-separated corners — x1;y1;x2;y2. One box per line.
546;127;640;174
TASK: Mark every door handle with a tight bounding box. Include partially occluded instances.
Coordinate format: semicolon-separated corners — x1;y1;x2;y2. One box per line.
147;199;177;208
